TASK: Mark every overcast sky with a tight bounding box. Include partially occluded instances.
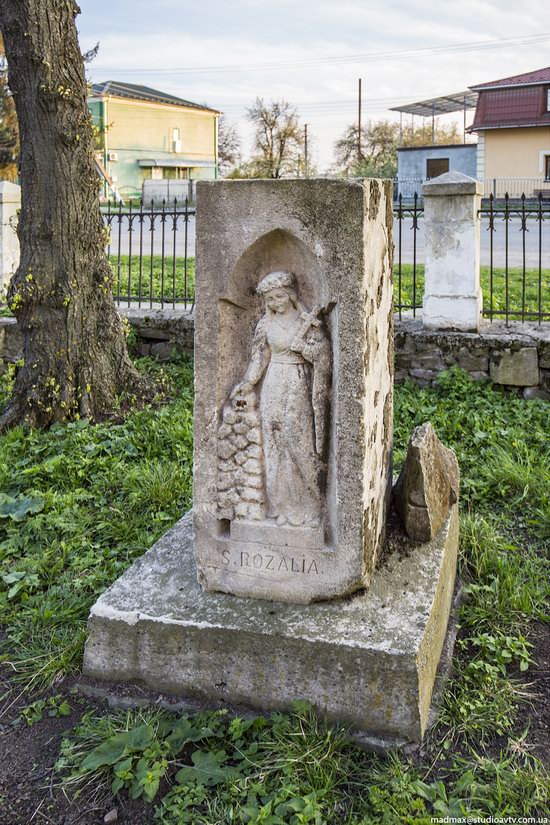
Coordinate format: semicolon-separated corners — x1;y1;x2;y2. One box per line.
77;0;549;171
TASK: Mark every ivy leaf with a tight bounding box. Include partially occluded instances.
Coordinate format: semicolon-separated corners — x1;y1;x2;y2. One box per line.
175;749;236;787
0;494;45;522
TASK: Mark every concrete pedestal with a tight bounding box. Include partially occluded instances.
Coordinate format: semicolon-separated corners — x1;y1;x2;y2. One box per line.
83;507;458;744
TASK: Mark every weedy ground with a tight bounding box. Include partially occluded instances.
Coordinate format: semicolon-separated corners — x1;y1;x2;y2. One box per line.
0;358;548;824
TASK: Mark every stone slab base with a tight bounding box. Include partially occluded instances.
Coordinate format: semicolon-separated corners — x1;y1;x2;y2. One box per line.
83;506;458;743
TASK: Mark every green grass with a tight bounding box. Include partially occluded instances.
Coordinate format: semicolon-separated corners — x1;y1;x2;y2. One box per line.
108;256;548;319
395;263;550;320
0;356;194;690
1;364;549;820
110;255;195;303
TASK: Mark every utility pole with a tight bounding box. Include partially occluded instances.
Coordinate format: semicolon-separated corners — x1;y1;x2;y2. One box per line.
304;123;309;177
357;77;362;164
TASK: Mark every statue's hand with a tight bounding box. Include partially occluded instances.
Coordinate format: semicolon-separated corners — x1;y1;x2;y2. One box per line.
230;381;254;400
290;336;305;354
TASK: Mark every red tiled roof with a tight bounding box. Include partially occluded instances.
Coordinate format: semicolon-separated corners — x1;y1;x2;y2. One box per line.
470;84;550;130
470;66;550;90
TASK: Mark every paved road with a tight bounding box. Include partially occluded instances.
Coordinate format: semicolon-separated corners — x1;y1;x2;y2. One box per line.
394;216;550;269
106;213;549;270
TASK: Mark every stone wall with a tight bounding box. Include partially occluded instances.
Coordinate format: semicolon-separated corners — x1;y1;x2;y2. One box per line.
395;317;550;399
1;312;549;400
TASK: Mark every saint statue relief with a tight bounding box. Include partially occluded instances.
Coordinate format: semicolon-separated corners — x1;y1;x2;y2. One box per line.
229;271;331;528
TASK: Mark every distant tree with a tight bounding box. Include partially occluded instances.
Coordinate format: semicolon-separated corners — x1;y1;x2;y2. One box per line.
0;0;152;429
246;98;303;179
334;118;463;178
0;34;18;181
334;120;399;178
401;121;462;147
217;115;241;177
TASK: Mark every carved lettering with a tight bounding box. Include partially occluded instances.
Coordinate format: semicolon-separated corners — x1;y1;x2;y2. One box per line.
228;550;319;575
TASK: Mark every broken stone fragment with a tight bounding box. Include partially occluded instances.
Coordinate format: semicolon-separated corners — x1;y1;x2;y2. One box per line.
394;422;459;543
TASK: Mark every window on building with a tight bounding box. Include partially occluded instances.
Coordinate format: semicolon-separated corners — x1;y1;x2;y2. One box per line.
545;155;550;181
426;158;449;178
172;128;180;141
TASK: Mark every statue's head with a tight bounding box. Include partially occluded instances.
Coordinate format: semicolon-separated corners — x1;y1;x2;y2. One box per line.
257;271;297;315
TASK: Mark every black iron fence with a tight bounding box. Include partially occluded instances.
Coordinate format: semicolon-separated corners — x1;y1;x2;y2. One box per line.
104;198;196;310
394;193;424;319
102;193;548;325
479;193;550;323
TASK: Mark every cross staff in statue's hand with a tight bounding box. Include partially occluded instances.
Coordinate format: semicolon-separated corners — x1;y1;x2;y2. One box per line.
289;306;322;354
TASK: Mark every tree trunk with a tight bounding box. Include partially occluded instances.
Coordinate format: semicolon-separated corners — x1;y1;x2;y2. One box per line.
0;0;153;428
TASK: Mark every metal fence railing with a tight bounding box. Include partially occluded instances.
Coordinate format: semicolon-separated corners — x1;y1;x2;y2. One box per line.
101;192;548;325
104;198;196;310
394;177;550;202
394;193;424;318
479;193;550;324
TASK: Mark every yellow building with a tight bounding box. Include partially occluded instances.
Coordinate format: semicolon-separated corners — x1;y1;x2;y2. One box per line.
469;67;550;193
88;81;219;199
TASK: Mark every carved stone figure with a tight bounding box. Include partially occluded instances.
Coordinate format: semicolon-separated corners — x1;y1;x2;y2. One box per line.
218;271;331;528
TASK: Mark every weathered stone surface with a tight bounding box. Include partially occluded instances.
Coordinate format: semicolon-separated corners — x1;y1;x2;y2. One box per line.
394;423;459;543
523;386;550;401
83;507;459;743
0;181;20;291
151;341;173;361
490;347;539;386
422;173;483;332
194;179;394;604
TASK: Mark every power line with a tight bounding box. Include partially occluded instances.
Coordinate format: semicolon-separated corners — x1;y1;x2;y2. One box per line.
92;32;550;76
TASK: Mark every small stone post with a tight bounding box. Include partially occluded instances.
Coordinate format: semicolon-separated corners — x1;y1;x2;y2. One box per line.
422;171;483;332
0;181;21;295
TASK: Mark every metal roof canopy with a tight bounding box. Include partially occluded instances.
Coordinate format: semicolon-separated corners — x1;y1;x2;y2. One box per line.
390;90;478;117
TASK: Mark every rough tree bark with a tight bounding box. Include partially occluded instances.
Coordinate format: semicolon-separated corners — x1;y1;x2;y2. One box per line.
0;0;153;428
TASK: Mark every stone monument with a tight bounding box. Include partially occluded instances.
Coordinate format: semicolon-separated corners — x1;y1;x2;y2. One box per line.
83;179;459;745
194;179;394;604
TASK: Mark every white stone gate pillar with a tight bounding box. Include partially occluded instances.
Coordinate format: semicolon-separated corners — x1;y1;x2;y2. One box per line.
422;171;483;332
0;181;21;295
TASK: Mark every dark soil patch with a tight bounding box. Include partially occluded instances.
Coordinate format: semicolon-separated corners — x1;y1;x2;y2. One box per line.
509;621;550;762
0;676;154;825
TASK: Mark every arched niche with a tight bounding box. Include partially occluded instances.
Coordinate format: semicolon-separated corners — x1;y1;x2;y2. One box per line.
216;229;328;411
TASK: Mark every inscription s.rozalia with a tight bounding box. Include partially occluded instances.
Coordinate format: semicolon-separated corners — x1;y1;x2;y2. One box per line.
221;548;319;575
